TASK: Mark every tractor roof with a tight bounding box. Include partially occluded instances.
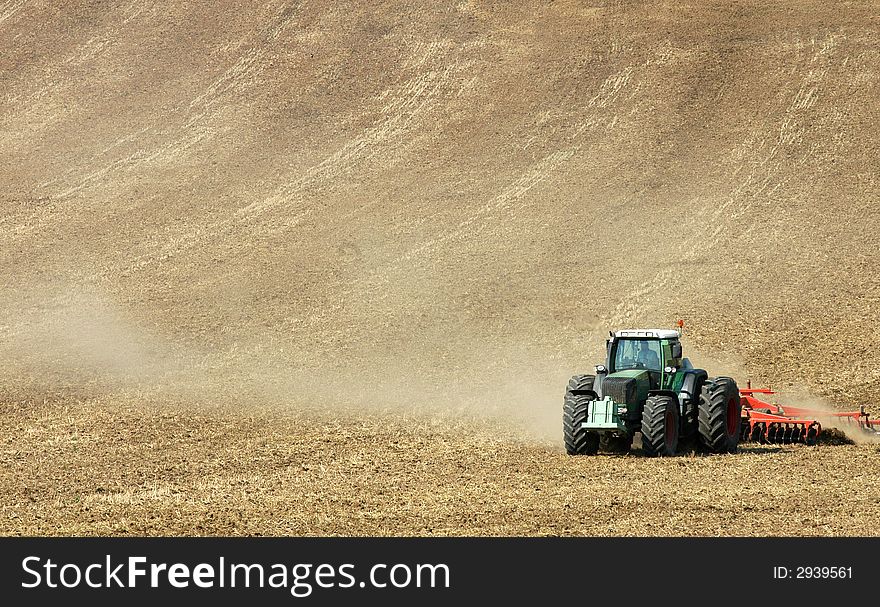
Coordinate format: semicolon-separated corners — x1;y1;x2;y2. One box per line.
614;329;680;339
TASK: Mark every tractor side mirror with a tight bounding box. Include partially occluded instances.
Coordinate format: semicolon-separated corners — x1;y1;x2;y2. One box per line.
671;342;682;359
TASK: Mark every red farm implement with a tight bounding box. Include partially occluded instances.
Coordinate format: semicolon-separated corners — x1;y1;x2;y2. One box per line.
739;381;879;445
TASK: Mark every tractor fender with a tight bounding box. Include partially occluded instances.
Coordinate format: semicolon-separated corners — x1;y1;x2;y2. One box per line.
647;389;678;399
677;369;709;439
680;369;709;401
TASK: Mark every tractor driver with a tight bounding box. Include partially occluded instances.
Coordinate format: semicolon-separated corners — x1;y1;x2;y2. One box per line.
635;340;660;370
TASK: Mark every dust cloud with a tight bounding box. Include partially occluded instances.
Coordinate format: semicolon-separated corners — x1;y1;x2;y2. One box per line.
0;282;577;441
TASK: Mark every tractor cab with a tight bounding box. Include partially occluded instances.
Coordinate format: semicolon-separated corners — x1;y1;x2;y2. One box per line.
605;329;683;390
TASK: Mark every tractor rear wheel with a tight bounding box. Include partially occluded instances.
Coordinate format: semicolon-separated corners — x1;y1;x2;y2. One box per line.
563;394;600;455
698;377;741;453
641;395;679;457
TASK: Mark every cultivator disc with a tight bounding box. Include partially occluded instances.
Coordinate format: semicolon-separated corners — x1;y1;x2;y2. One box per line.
739;383;878;445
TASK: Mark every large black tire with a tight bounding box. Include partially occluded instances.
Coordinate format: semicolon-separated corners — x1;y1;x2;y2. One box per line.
563;394;600;455
698;377;741;453
566;374;595;395
641;395;679;457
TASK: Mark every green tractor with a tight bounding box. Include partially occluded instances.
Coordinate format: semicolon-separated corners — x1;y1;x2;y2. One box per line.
563;329;741;457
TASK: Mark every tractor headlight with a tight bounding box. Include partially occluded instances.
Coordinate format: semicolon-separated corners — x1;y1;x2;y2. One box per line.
664;366;677;373
595;364;607;373
616;405;628;414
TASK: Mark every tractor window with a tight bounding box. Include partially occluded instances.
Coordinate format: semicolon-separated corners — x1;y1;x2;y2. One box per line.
613;339;662;371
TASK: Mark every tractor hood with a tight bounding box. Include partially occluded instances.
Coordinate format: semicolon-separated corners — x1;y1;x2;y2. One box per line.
602;369;650;405
607;369;650;381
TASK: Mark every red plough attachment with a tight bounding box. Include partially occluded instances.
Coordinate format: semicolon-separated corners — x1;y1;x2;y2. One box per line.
739;388;822;445
739;383;879;445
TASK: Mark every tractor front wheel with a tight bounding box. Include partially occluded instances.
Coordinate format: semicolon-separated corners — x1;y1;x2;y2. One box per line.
563;395;600;455
566;374;595;396
641;395;679;457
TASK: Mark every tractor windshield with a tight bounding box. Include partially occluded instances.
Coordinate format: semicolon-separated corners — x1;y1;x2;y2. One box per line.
613;339;662;372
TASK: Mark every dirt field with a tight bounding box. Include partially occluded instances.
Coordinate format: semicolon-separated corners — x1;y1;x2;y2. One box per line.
1;0;879;536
